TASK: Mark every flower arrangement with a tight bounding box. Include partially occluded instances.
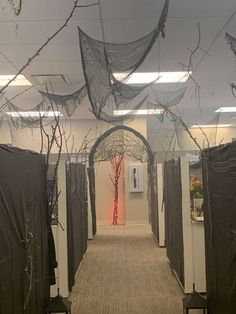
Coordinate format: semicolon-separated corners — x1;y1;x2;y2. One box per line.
190;175;203;198
190;174;204;220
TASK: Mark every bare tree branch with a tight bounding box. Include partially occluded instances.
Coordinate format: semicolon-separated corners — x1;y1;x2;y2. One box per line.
180;22;202;109
0;0;99;93
158;103;202;152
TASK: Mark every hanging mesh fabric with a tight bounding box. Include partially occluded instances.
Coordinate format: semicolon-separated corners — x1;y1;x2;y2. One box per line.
7;101;55;129
225;32;236;56
38;84;88;117
148;85;187;109
0;113;5;129
93;129;148;163
78;0;169;122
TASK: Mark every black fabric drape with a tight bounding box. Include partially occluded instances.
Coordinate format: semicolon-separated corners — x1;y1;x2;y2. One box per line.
0;145;52;314
202;142;236;314
149;164;159;241
164;158;184;286
67;163;88;292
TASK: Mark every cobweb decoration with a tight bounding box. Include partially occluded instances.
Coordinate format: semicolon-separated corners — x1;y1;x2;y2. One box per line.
225;32;236;56
93;94;149;123
0;113;5;129
7;101;54;129
38;84;88;117
78;0;169;121
0;92;4;101
93;129;148;164
147;85;187;121
149;85;187;108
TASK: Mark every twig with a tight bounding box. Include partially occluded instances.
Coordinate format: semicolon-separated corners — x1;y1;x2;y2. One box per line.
0;0;99;93
159;103;202;151
76;2;100;8
180;22;202;109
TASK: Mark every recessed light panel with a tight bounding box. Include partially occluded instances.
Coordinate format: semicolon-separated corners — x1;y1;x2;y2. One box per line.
113;72;191;84
215;107;236;113
113;109;164;116
7;111;62;117
191;124;232;128
0;75;32;86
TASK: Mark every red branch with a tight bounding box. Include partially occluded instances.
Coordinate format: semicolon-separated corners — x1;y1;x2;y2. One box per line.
109;154;124;225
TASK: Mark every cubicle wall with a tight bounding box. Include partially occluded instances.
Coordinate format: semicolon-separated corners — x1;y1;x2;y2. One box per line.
150;163;165;247
0;145;54;313
51;161;88;296
164;157;206;293
67;163;88;292
203;143;236;313
164;158;185;287
150;164;159;240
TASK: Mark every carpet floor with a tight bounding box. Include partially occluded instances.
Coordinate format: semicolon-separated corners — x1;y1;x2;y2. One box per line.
69;224;186;314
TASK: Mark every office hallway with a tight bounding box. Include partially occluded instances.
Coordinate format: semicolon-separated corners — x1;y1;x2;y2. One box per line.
69;225;184;314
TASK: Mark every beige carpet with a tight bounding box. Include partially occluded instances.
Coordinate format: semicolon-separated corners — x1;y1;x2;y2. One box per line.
69;224;185;314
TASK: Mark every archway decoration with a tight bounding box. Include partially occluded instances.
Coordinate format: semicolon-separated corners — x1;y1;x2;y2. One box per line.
88;125;156;235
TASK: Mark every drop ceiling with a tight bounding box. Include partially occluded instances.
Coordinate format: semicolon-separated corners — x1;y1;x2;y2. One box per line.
0;0;236;123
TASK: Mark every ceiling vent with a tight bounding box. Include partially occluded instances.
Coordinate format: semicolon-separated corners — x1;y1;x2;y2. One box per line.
30;74;71;86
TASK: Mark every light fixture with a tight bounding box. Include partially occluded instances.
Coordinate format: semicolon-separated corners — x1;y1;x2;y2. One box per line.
215;107;236;113
44;292;71;313
113;109;164;116
182;285;209;313
6;111;62;117
191;124;232;128
113;72;191;84
0;75;32;86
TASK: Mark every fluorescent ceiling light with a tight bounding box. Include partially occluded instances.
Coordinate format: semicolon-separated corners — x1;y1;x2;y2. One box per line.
0;75;32;86
7;111;62;117
113;72;191;84
215;107;236;113
191;124;232;128
113;109;164;116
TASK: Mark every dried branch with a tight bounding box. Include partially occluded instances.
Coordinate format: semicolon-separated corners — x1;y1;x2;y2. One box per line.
197;124;210;148
0;0;99;93
159;103;202;152
76;2;100;8
231;83;236;98
180;22;202;108
6;0;23;16
23;218;34;311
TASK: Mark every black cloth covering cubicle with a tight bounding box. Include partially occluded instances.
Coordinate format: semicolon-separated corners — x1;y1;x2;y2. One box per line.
164;158;184;286
0;145;54;314
67;163;88;292
202;142;236;314
149;164;159;241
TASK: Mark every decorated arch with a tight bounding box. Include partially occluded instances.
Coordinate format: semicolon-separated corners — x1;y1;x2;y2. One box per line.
88;125;157;235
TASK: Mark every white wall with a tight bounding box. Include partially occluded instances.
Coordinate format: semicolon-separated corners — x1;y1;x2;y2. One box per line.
8;118;110;153
124;118;149;224
0;120;12;144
